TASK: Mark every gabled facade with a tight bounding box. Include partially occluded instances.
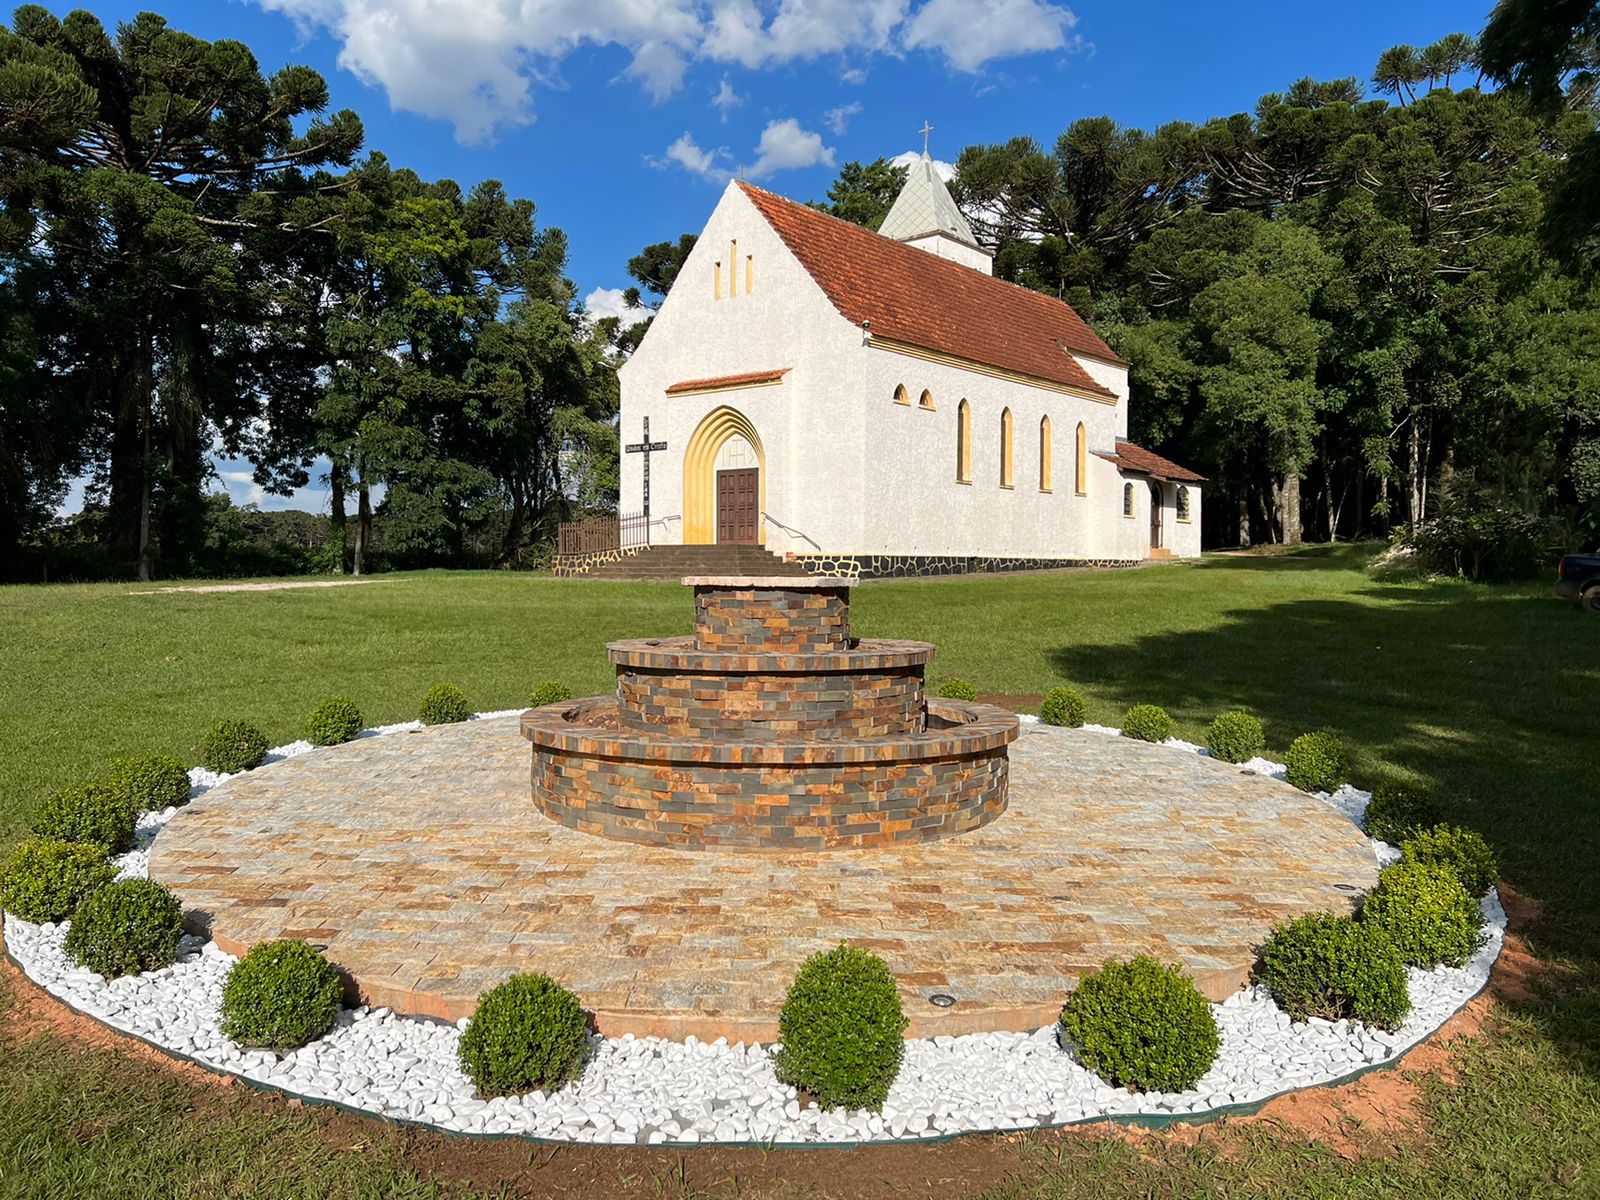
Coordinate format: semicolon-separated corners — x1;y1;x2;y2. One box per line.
615;162;1203;577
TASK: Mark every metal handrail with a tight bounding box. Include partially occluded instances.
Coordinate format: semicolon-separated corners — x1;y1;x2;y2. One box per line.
760;511;821;551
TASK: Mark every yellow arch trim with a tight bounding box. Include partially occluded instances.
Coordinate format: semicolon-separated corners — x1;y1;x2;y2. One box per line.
1000;407;1014;488
683;405;766;545
1039;415;1052;492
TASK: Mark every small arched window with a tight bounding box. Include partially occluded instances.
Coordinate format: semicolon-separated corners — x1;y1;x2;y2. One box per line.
956;399;972;483
893;384;910;405
919;388;935;410
1123;482;1136;517
999;408;1014;487
1177;485;1191;521
1039;416;1052;492
1075;423;1087;496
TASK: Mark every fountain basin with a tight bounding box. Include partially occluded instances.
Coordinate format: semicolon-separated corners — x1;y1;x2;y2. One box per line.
522;697;1018;851
611;636;934;740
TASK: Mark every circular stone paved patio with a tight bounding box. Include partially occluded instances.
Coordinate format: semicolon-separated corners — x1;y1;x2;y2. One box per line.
149;718;1379;1041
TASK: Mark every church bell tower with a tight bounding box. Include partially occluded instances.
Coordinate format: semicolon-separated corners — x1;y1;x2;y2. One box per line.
877;134;994;275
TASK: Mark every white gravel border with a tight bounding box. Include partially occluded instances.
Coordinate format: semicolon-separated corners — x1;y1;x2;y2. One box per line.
4;712;1505;1146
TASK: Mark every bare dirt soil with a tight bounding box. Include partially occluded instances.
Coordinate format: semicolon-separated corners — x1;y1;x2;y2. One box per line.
131;580;390;595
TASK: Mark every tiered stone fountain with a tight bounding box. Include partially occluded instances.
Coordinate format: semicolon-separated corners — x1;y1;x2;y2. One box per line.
521;576;1020;850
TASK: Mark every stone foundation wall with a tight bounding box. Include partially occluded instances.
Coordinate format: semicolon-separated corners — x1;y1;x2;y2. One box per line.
616;665;925;740
551;546;644;577
530;745;1008;851
793;554;1142;580
693;584;851;652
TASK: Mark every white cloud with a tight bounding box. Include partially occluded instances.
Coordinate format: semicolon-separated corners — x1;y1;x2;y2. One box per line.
650;131;733;182
711;76;744;121
253;0;1083;142
653;119;833;183
890;148;955;180
840;66;868;85
823;101;861;136
747;118;835;179
583;286;653;326
902;0;1077;73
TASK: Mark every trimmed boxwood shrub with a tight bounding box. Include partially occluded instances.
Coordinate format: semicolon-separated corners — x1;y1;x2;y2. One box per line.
1039;686;1087;728
0;838;117;923
306;697;364;747
1401;825;1498;899
1058;955;1219;1092
31;785;137;854
1120;704;1172;743
528;680;573;708
1284;730;1346;794
1255;913;1410;1030
221;940;345;1049
106;753;190;813
934;678;978;702
458;973;590;1096
773;943;908;1111
201;719;269;774
1361;861;1485;969
1206;711;1265;764
1363;782;1443;846
65;879;185;978
420;682;471;725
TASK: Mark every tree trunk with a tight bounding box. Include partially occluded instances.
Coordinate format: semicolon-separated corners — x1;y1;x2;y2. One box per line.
1277;472;1302;545
1408;416;1423;529
354;477;372;576
328;466;347;574
500;483;526;565
136;397;152;583
1237;492;1251;548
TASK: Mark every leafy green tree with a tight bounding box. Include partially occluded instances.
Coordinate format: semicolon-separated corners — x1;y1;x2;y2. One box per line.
0;6;361;578
809;157;907;231
1482;0;1600;271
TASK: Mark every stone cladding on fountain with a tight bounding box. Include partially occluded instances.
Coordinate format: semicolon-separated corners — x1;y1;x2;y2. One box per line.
521;576;1019;851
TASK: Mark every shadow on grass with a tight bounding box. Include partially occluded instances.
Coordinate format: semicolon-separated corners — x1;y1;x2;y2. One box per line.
1051;558;1600;1080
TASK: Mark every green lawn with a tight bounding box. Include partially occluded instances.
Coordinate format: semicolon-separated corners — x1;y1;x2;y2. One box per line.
2;549;1597;1198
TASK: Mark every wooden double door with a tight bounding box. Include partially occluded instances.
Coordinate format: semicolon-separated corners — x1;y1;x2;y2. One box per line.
716;468;759;544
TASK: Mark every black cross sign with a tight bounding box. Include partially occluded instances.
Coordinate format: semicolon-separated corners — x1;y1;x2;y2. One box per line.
624;415;668;522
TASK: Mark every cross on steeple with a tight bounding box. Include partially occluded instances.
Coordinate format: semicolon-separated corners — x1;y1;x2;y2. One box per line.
919;120;933;156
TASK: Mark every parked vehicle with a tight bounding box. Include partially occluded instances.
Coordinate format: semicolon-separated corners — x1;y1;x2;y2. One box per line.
1555;553;1600;613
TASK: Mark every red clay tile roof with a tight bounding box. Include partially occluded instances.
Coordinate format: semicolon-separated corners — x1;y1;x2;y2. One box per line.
1095;440;1207;483
737;182;1124;398
665;368;791;395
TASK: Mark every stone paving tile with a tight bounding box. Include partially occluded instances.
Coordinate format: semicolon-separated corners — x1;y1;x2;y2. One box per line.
149;718;1378;1040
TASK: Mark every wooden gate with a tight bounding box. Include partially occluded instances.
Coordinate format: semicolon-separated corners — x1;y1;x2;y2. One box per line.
1148;481;1164;551
716;468;759;545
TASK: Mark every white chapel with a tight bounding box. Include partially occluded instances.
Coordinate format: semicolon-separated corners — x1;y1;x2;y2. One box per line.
613;152;1203;578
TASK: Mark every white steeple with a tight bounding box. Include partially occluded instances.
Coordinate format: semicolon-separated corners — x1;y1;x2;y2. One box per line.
878;137;993;275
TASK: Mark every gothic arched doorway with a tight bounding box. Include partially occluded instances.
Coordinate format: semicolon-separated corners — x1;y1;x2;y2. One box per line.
683;406;766;545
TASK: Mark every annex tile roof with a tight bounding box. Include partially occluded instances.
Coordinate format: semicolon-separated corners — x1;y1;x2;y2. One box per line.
665;368;791;395
1096;440;1207;483
737;182;1123;397
877;151;982;249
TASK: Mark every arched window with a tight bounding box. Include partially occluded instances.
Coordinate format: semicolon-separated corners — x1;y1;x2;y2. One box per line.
1075;423;1087;496
1177;485;1191;521
956;399;972;483
999;408;1014;487
893;384;910;405
1039;416;1052;492
919;388;935;410
1123;482;1136;517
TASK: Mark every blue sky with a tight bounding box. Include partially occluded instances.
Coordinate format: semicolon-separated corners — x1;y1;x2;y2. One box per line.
55;0;1493;513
